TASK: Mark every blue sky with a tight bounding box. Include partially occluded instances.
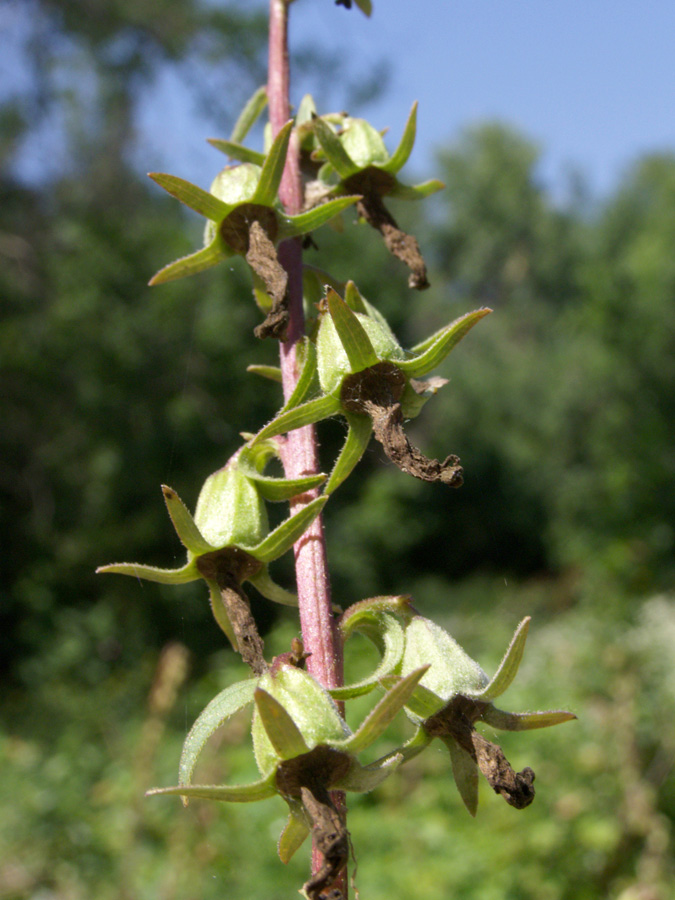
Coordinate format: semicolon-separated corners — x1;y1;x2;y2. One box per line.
287;0;675;198
6;0;675;202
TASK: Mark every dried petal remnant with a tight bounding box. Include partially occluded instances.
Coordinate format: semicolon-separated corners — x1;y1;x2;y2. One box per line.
341;362;464;486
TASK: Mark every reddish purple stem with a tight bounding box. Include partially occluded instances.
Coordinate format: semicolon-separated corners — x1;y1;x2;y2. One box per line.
267;0;343;699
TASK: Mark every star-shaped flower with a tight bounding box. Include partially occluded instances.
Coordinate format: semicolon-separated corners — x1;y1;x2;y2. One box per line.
249;283;490;492
97;441;327;669
148;121;360;338
147;655;426;898
312;103;444;288
390;615;576;815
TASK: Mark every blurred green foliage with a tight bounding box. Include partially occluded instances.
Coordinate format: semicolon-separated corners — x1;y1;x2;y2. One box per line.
1;2;674;898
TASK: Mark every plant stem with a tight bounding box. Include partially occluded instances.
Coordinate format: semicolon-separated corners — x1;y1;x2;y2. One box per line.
267;0;342;693
268;1;346;890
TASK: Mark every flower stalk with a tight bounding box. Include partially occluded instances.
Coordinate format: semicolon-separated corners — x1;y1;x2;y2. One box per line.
267;0;346;890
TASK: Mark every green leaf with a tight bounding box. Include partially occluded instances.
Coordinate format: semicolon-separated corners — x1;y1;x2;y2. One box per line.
399;309;492;378
381;102;417;175
312;115;360;180
248;568;298;607
96;560;198;584
324;412;372;495
253;120;293;206
207;139;266;165
252;394;340;444
161;485;214;554
326;288;379;372
444;737;479;817
249;495;327;563
342;666;428;754
330;611;405;700
472;617;530;701
148;239;230;285
148;173;231;221
481;707;577;731
279;195;361;238
230;85;268;144
178;680;258;790
147;778;276;804
277;810;310;863
254;688;310;759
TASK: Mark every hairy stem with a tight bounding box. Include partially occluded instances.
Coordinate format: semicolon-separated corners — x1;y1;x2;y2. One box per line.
267;0;346;889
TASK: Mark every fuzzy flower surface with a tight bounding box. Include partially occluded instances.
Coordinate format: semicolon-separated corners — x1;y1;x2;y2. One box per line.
250;284;490;492
97;441;327;652
394;616;576;815
147;657;426;895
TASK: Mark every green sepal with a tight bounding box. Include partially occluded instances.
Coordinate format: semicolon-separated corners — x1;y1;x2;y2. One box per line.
443;736;479;817
205;578;238;646
178;679;258;794
249;569;298;607
353;0;372;16
481;707;577;731
279;338;318;413
253;121;293;206
343;281;399;339
330;610;405;700
380;101;417;175
279;195;361;239
398;309;492;378
147;776;276;804
162;485;214;554
254;687;311;760
278;809;310;863
326;288;380;372
337;751;403;793
339;594;414;638
246;471;326;503
388;179;445;201
383;678;446;720
341;666;428;755
312;115;360;179
148;238;230;285
207;139;266;166
471;617;530;701
248;495;328;564
252;394;341;445
95;559;198;584
148;172;231;221
247;364;282;383
324;411;372;495
230;85;268;144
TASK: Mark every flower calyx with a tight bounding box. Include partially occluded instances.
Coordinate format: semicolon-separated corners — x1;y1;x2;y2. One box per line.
149;119;360;340
146;655;428;898
392;615;577;815
250;284;490;492
312;103;444;288
97;441;328;672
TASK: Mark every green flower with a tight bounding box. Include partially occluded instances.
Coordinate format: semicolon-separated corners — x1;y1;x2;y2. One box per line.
312;103;444;288
147;658;427;891
148;120;359;339
250;283;490;492
97;441;327;653
393;616;577;815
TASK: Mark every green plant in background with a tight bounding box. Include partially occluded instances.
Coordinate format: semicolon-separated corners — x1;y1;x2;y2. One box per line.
97;1;575;897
